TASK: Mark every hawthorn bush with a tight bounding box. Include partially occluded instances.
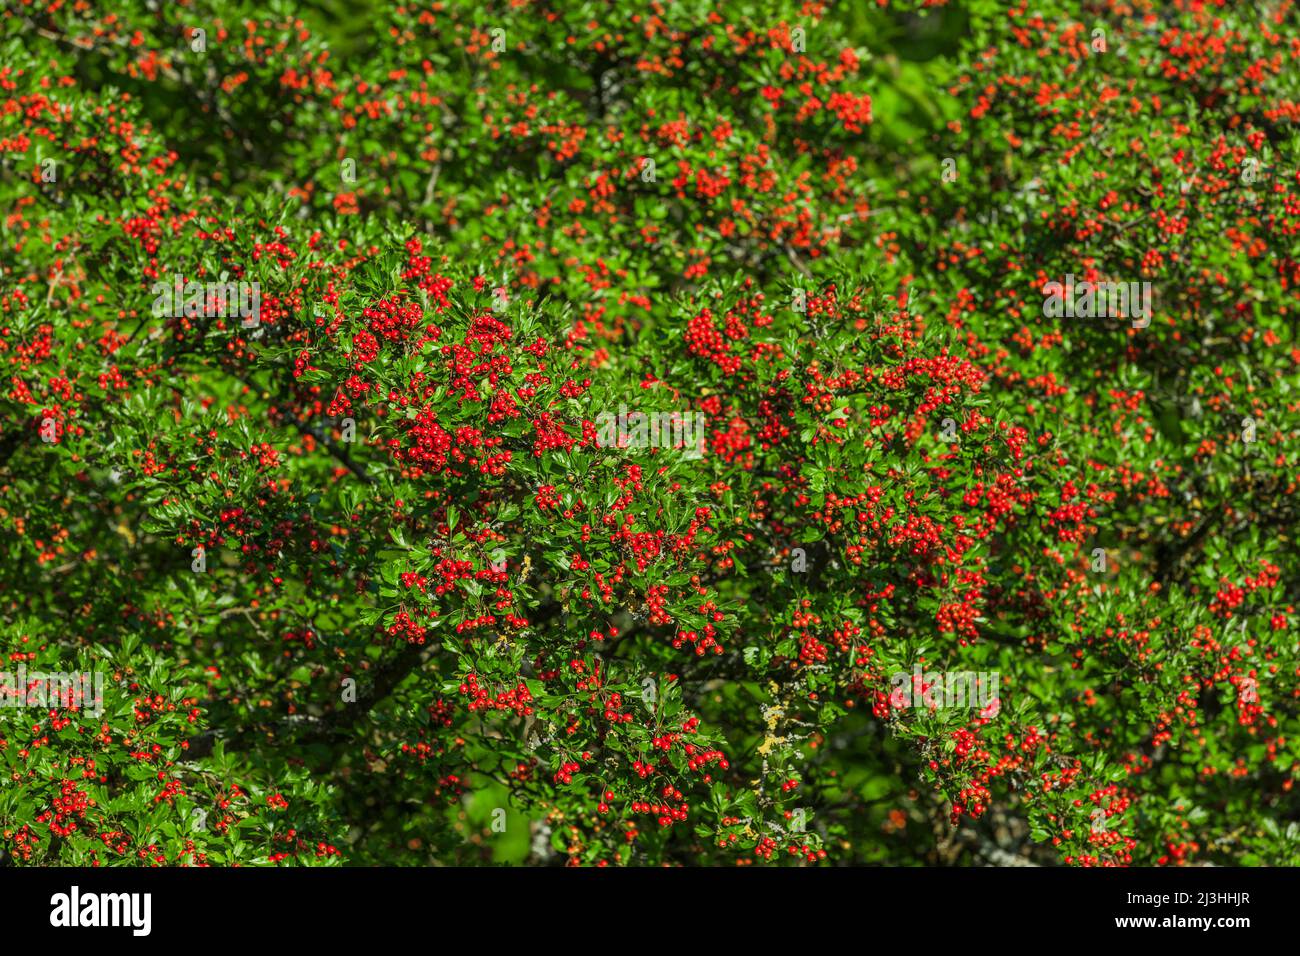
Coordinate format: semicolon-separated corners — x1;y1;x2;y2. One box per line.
1;0;1298;867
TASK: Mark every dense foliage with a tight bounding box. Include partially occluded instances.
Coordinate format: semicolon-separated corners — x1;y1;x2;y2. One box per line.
1;0;1298;867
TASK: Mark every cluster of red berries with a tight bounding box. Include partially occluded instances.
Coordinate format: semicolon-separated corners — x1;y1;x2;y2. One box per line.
553;761;582;785
459;674;534;717
631;786;690;828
